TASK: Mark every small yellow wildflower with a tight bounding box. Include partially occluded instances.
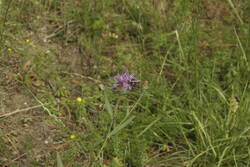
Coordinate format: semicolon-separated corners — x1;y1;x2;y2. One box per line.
70;135;75;139
7;48;12;52
161;144;170;152
76;97;82;102
26;39;30;43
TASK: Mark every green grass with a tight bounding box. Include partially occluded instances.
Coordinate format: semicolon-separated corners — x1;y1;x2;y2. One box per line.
0;0;250;166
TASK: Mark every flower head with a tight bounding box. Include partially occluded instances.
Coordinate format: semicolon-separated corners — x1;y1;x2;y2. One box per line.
26;39;30;43
76;97;82;102
70;135;75;139
112;71;140;90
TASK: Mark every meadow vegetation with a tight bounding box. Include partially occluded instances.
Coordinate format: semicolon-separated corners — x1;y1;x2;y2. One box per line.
0;0;250;166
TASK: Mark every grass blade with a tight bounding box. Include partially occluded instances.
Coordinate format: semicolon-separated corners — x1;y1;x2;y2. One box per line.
108;116;135;138
104;92;113;120
211;85;228;105
137;117;160;137
56;152;64;167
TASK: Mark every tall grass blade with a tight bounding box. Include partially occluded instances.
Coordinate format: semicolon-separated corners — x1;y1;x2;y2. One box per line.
137;117;160;137
104;92;113;120
56;152;64;167
108;116;135;138
227;0;244;24
211;85;228;104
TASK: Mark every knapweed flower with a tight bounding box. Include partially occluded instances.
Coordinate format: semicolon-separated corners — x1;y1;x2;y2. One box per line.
112;71;140;90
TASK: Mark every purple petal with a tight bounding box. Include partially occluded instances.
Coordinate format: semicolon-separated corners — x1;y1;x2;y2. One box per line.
131;79;140;83
122;73;129;81
128;74;135;79
112;71;140;90
114;75;122;82
122;83;132;90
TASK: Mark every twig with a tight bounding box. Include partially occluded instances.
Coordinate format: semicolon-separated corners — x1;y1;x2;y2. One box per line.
6;135;19;153
44;20;75;40
11;153;27;162
19;86;66;127
62;71;102;83
0;104;45;118
27;90;65;127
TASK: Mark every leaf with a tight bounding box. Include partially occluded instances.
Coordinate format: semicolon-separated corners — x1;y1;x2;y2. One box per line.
211;85;228;104
137;117;160;137
108;116;135;138
57;152;64;167
104;92;113;119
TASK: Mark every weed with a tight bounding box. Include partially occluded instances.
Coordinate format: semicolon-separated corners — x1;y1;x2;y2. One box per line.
0;0;250;166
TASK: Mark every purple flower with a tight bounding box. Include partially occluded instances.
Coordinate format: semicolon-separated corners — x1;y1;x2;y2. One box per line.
112;71;140;90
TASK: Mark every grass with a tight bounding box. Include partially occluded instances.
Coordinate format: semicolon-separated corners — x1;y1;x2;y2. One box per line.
0;0;250;166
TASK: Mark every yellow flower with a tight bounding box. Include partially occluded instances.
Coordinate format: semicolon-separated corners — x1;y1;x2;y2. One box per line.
26;39;30;43
161;144;170;152
76;97;82;102
7;48;12;52
70;135;75;139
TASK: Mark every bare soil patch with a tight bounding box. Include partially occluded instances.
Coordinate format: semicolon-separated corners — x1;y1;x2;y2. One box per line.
0;88;65;166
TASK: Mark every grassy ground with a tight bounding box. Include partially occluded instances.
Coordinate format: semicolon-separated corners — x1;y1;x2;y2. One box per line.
0;0;250;166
